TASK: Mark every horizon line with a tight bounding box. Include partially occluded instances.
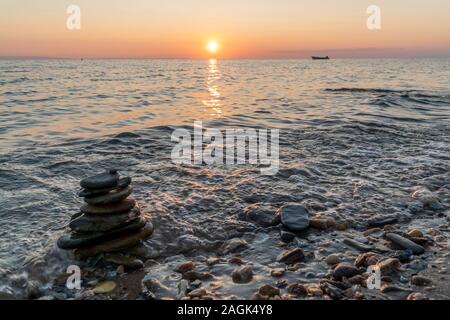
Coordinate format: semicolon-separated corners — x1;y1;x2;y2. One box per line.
2;55;450;60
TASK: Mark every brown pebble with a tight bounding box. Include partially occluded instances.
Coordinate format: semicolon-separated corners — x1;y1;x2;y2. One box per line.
287;283;307;296
271;268;285;277
325;254;340;265
231;265;253;284
188;287;207;298
377;258;401;275
277;248;305;264
407;229;424;238
407;292;429;300
182;271;213;281
116;265;125;273
336;222;348;231
411;275;432;286
175;261;194;273
306;284;323;297
228;257;244;265
259;284;280;298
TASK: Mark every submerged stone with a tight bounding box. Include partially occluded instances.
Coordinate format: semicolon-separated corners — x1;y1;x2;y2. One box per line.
367;215;398;228
231;265;254;284
332;263;360;280
279;204;309;232
58;218;147;249
386;233;425;255
241;203;280;227
277;248;305;264
75;222;153;257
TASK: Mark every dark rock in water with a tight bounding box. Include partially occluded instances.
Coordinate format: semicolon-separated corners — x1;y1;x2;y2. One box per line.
367;216;398;228
75;222;153;258
386;233;425;255
343;238;374;252
243;193;300;204
279;204;309;232
115;132;141;139
321;282;343;300
277;248;305;264
259;284;280;297
104;253;144;269
222;238;248;254
26;281;42;299
280;230;296;242
80;169;120;190
84;186;133;205
69;207;140;233
411;188;443;211
287;283;307;296
380;284;411;293
411;275;432;286
182;271;213;281
80;198;136;215
407;236;429;246
175;261;195;273
332;263;360;280
58;218;147;249
241;204;280;227
79;177;132;198
388;249;413;263
231;265;254;284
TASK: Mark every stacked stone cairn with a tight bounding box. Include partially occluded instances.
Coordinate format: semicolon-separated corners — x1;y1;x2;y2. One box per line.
57;169;153;269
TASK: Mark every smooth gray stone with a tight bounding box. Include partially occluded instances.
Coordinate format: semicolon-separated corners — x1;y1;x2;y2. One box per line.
368;216;398;227
80;169;119;190
80;198;136;215
84;186;133;205
79;177;132;198
58;218;147;250
69;207;140;233
343;238;374;252
386;233;425;255
279;204;310;232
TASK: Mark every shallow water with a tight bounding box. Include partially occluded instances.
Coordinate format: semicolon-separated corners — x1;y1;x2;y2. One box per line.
0;59;449;299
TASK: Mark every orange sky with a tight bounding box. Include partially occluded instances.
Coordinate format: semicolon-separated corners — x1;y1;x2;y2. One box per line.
1;0;449;59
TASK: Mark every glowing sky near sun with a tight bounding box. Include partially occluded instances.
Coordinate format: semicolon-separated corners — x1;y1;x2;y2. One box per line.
1;0;449;58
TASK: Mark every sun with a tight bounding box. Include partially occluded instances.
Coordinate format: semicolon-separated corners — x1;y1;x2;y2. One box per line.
207;40;219;54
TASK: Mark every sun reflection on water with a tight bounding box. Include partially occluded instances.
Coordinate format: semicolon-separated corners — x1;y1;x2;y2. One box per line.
202;58;223;116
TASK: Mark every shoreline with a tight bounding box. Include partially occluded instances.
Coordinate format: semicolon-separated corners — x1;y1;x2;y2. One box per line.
1;123;448;300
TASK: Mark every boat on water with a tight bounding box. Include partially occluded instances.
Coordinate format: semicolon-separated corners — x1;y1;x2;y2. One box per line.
312;56;330;60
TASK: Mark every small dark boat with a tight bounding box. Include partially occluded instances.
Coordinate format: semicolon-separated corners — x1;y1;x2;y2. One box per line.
312;56;330;60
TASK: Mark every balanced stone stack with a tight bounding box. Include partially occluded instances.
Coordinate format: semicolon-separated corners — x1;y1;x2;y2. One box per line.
57;169;153;267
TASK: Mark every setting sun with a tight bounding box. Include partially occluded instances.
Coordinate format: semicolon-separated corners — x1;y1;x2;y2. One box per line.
207;40;219;54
